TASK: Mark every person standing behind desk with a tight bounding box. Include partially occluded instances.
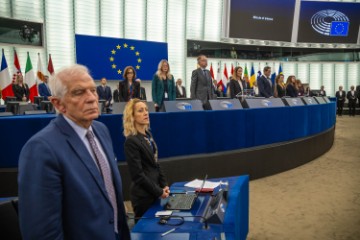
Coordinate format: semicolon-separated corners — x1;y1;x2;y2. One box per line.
12;74;29;102
285;75;298;97
97;77;112;110
257;66;273;98
38;75;51;100
113;83;120;102
18;64;130;240
274;74;285;98
176;78;186;98
347;86;357;117
152;59;176;112
119;66;140;102
356;85;360;108
336;86;346;116
229;66;247;98
123;99;170;220
190;55;217;110
319;85;326;97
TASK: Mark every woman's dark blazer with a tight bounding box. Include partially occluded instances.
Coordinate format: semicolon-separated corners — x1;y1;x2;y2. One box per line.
124;131;167;203
286;84;298;97
13;83;30;101
276;84;286;98
229;79;242;98
119;80;140;102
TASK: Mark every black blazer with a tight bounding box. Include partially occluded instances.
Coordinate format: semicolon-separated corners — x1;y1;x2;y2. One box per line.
96;85;112;103
336;91;346;101
13;83;30;101
286;84;298;97
176;85;186;98
276;84;286;98
347;91;357;101
124;131;167;201
229;80;241;98
139;87;147;101
119;80;140;102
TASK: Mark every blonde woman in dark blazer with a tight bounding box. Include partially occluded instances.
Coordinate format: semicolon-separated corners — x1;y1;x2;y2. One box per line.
123;99;170;219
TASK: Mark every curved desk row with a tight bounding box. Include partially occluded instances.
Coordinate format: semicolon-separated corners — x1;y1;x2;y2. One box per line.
0;102;336;198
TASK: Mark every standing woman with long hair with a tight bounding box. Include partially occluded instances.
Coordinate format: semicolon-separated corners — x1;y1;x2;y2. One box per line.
13;74;30;102
285;75;298;97
229;66;243;98
274;74;285;98
152;60;176;112
123;99;170;220
119;66;140;102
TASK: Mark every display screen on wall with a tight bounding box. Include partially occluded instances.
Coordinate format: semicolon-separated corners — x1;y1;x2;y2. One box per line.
298;1;360;44
229;0;296;42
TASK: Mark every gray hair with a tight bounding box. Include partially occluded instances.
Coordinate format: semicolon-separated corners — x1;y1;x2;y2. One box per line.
49;64;90;99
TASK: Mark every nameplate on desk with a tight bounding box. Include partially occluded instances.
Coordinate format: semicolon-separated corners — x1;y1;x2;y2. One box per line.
301;97;318;105
314;97;326;104
243;98;285;109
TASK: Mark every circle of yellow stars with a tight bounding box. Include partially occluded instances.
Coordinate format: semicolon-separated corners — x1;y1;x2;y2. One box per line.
109;43;142;75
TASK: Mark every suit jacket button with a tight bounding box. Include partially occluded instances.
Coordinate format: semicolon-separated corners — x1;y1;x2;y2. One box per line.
109;219;114;224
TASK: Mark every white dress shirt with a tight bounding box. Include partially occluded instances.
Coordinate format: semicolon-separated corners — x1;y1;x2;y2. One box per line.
177;85;183;96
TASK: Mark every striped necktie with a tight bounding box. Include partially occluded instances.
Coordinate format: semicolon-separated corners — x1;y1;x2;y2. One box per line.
86;130;118;233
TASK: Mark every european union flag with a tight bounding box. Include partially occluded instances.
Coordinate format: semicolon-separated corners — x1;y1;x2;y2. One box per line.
75;34;168;80
330;21;349;37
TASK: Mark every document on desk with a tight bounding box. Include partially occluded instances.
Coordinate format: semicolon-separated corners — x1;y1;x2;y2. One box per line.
184;179;220;189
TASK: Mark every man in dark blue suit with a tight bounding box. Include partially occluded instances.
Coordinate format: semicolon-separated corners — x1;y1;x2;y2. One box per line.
18;65;130;240
257;66;274;98
38;75;52;100
97;77;112;108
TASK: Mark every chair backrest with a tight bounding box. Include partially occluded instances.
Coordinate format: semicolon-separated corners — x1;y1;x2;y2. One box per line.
0;199;22;240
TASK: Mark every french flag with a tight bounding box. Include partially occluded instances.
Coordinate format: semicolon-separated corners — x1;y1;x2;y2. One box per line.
0;49;14;101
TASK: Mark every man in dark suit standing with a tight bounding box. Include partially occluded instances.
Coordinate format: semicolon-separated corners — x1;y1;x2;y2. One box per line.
257;66;274;98
135;79;147;100
336;85;346;116
347;85;357;116
18;65;130;240
38;75;51;100
319;85;326;97
175;78;186;98
97;77;112;109
190;54;217;110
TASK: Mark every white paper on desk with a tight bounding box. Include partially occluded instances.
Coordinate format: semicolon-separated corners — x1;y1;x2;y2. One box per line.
184;179;220;189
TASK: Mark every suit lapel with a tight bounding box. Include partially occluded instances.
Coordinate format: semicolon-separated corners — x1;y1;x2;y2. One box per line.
54;115;112;206
136;134;156;164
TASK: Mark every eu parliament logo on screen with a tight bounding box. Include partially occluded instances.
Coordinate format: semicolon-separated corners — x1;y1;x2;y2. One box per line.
330;21;349;36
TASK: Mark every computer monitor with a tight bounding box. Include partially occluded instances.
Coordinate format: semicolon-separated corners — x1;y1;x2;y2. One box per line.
5;96;17;105
18;103;36;115
0;112;14;117
5;102;20;115
243;98;285;109
314;97;326;104
112;101;156;114
164;100;203;112
209;99;243;110
301;97;318;105
282;97;305;107
34;96;44;106
40;101;54;113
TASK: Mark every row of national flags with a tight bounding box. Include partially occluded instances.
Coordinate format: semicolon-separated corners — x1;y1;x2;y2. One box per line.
0;49;54;102
209;62;284;93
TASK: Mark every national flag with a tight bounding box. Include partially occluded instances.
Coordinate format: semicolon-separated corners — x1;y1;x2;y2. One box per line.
0;49;14;100
250;64;256;87
25;52;38;102
216;63;221;87
244;64;249;82
47;54;54;75
37;53;45;82
222;63;229;93
271;72;276;86
209;63;215;80
257;70;262;80
231;64;234;75
13;50;22;83
278;63;283;75
75;34;168;80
